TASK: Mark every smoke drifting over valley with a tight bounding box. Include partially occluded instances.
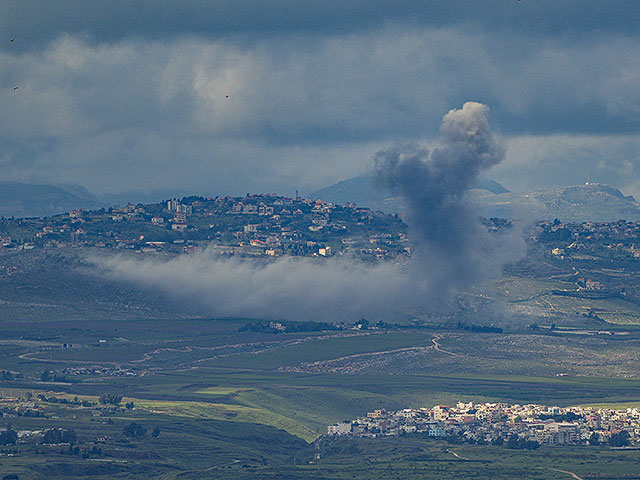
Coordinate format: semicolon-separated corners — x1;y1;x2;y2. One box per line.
95;102;525;321
94;253;426;322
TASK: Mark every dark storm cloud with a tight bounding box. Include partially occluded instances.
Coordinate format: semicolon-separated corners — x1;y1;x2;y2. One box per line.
3;0;639;52
2;1;640;196
493;135;640;197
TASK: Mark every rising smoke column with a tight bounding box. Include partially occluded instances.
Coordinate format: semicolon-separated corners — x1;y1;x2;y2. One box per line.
92;102;523;321
375;101;517;302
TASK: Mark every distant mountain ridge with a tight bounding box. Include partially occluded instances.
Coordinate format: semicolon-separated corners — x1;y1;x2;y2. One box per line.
310;175;640;222
472;183;640;222
3;178;639;222
0;182;203;218
309;173;509;212
0;182;102;218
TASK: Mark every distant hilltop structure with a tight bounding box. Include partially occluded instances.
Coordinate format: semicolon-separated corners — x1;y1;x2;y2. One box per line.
310;175;640;222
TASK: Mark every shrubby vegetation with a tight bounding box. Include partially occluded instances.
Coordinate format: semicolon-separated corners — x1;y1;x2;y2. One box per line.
0;425;17;445
0;370;21;381
506;434;540;450
42;428;77;445
456;322;503;333
40;370;74;382
37;394;93;407
610;431;630;447
539;412;582;422
123;422;147;438
239;321;340;333
99;393;123;406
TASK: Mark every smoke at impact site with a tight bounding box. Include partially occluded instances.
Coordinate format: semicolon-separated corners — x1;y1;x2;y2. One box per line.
93;102;525;321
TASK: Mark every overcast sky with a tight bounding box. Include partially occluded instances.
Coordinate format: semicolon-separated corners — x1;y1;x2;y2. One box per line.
2;0;640;197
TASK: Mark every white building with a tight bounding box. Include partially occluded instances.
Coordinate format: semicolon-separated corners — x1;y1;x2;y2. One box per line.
328;421;352;435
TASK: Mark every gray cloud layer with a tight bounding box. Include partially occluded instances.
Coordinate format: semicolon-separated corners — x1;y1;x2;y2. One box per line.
2;3;640;197
4;1;638;50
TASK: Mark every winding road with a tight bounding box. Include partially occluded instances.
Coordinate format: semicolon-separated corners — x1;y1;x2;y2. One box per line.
547;467;584;480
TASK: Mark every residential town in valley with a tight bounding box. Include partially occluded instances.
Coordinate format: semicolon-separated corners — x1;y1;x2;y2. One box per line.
328;402;640;448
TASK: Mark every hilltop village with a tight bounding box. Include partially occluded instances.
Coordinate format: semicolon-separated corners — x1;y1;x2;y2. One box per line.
2;193;640;264
2;193;640;307
328;402;640;448
0;194;408;260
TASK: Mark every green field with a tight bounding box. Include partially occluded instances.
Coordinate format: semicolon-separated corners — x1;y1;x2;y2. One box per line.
496;272;640;326
2;290;640;478
2;421;640;480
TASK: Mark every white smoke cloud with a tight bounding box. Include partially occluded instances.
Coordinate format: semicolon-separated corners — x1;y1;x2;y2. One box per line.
92;252;431;322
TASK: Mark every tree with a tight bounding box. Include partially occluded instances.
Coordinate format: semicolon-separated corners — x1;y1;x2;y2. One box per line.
99;393;123;406
42;428;77;445
506;434;520;449
610;431;630;447
123;422;147;438
506;434;539;450
524;440;540;450
589;432;600;445
355;318;369;330
0;425;17;445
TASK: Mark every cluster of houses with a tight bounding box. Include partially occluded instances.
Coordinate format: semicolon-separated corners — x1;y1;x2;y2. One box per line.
60;366;136;377
18;191;640;265
328;401;640;446
0;193;412;260
540;218;640;261
17;194;640;264
7;189;640;262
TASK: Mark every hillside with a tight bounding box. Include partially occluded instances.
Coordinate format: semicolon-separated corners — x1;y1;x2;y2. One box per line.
309;174;509;212
0;182;102;218
311;176;640;222
472;183;640;222
308;173;509;213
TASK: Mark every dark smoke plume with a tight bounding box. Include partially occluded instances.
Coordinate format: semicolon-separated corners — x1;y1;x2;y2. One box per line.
375;101;521;302
93;102;524;321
